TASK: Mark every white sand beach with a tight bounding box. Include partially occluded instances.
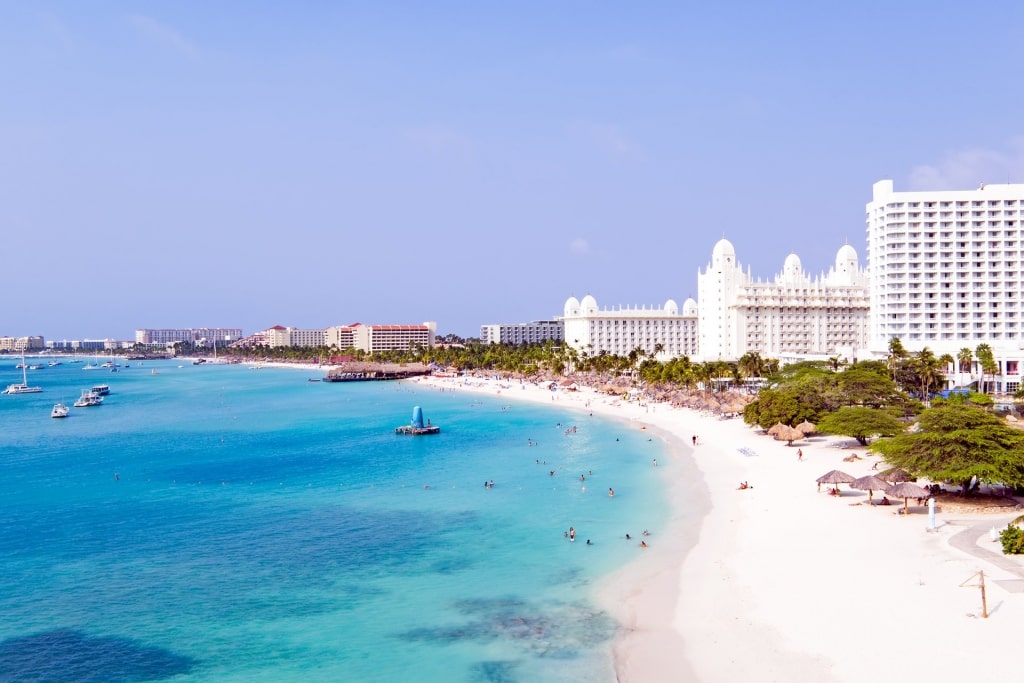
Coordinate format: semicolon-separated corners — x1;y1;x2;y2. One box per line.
414;374;1024;682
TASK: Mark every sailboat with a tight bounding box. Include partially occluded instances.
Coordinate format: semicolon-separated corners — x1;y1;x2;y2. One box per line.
3;355;43;394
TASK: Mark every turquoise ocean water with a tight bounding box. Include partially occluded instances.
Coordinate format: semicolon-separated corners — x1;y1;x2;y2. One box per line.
0;359;675;683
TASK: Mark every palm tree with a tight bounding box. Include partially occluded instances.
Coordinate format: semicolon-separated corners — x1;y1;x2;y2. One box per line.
957;347;974;387
906;348;945;402
976;343;996;394
887;337;906;382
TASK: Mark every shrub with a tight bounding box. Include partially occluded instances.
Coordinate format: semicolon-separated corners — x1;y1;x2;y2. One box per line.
999;523;1024;554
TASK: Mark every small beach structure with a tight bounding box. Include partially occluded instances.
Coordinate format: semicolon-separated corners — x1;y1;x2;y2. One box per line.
885;481;932;513
395;406;440;435
816;469;856;494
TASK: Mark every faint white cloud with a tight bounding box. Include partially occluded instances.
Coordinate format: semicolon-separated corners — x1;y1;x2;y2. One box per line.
908;137;1024;190
569;238;590;255
401;125;476;163
569;121;642;161
127;14;200;61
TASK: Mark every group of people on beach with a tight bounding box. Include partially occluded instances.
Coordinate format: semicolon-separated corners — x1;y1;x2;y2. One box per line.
737;481;752;490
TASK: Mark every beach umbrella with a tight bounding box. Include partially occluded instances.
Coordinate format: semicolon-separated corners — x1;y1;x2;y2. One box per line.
774;425;805;444
767;422;788;436
796;420;817;435
886;481;931;513
850;474;891;502
816;469;856;493
878;467;915;483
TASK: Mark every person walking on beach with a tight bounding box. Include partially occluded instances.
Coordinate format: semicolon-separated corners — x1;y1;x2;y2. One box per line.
797;448;803;461
692;435;697;446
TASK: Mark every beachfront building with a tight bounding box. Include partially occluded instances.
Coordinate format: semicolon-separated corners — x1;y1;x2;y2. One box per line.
325;323;436;353
560;295;698;361
263;325;326;349
135;328;242;346
350;322;436;353
696;238;871;363
480;320;564;345
0;336;45;352
324;325;356;351
866;179;1024;393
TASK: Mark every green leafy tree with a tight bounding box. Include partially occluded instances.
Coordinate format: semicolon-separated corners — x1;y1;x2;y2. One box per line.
815;406;906;446
869;402;1024;495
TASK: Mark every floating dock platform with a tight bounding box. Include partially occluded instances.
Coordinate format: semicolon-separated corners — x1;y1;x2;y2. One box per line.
395;406;440;435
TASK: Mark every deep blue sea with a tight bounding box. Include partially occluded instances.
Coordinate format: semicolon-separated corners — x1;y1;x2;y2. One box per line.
0;359;674;683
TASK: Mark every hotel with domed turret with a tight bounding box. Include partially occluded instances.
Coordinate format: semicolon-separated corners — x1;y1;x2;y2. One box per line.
696;238;870;363
561;294;699;361
559;238;871;365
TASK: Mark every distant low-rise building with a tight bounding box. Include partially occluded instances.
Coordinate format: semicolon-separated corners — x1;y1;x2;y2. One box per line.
480;320;564;345
135;328;242;345
0;336;45;352
262;325;326;348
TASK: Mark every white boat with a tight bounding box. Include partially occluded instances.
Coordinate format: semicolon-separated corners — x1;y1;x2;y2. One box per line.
48;361;62;367
51;402;69;418
73;390;103;407
3;356;43;394
91;384;111;396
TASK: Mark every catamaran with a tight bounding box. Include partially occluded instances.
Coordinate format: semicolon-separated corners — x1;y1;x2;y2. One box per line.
3;356;43;394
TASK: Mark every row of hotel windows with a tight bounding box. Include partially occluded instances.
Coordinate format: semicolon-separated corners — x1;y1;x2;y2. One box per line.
885;199;1020;209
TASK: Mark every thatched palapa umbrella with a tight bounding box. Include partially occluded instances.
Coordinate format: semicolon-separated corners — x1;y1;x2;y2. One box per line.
816;469;856;493
850;474;891;502
795;420;817;435
878;467;915;483
886;481;932;513
767;422;788;436
773;424;805;445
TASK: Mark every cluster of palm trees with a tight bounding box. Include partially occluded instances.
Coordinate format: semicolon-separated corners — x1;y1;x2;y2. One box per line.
887;338;1004;399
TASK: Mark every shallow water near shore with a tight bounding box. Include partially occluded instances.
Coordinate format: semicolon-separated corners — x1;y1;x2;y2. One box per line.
0;360;674;682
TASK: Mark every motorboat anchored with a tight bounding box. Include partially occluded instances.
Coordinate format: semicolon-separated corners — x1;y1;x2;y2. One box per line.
51;402;69;418
91;384;111;396
73;390;104;407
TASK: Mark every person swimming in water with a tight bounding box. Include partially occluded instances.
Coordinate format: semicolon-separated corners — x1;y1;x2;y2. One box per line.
569;527;576;542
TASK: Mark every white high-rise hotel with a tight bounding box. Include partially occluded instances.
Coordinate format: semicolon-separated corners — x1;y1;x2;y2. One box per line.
867;179;1024;392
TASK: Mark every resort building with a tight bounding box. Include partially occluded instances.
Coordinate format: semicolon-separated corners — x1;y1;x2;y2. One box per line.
324;325;356;351
0;336;45;352
135;328;243;346
866;179;1024;392
263;326;327;349
696;238;871;363
350;322;436;353
480;320;564;345
560;296;698;361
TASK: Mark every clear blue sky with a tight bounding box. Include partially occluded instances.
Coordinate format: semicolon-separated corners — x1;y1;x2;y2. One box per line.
4;2;1024;341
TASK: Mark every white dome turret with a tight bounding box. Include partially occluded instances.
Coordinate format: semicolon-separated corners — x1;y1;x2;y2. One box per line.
564;296;581;317
580;294;598;314
682;297;697;316
711;238;736;266
664;298;679;315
